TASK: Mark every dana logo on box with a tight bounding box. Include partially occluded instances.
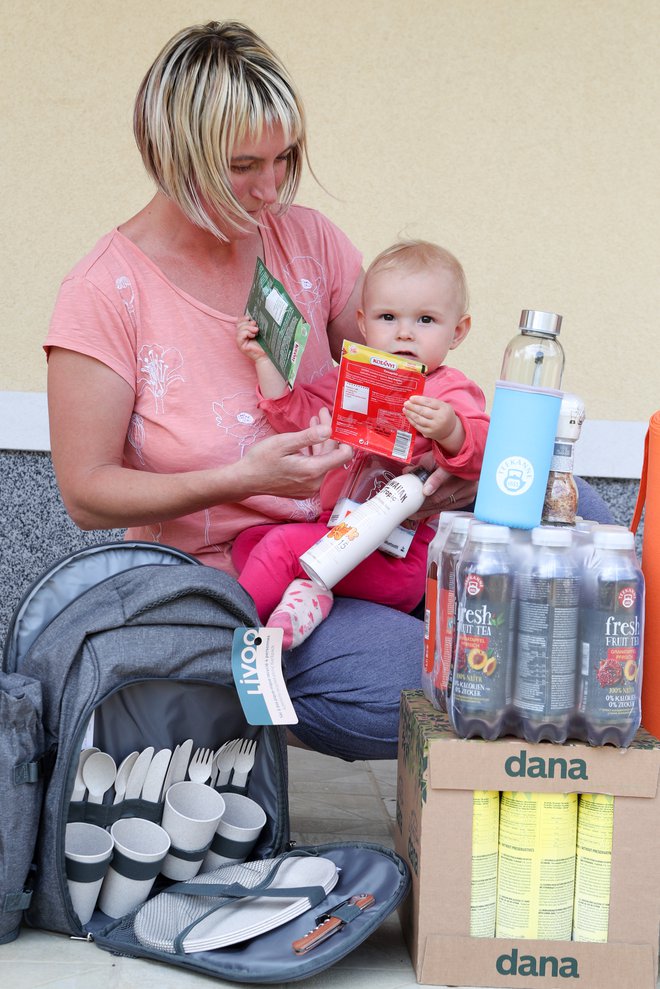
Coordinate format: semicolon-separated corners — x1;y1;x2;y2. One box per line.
504;749;588;780
496;949;579;979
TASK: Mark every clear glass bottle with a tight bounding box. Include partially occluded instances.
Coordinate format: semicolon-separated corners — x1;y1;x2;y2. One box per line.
500;309;565;389
542;394;585;526
513;526;580;743
576;526;645;746
448;523;515;739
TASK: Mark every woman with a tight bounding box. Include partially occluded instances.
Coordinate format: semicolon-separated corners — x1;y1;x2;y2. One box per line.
45;21;611;760
45;21;476;760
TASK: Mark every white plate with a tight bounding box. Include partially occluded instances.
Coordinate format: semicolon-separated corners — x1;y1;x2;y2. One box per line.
124;746;154;800
134;855;339;953
141;748;172;803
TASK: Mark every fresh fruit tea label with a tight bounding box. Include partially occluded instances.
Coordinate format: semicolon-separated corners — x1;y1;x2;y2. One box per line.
451;569;513;713
436;583;455;692
514;573;580;718
422;564;438;674
579;578;643;724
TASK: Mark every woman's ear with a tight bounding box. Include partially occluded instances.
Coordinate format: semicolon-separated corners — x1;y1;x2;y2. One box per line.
449;314;471;350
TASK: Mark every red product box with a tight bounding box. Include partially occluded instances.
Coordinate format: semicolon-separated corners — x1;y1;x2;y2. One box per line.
330;341;427;463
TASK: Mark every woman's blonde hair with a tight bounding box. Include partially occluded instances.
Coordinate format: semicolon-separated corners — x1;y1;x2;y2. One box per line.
365;240;470;314
134;21;307;240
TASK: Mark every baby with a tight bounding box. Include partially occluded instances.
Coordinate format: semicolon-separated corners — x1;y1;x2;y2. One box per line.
233;240;489;648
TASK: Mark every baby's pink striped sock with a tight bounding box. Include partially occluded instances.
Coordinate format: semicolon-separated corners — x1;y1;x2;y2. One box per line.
267;578;334;650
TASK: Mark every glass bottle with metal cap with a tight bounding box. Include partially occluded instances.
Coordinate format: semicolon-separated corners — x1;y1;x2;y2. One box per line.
500;309;565;389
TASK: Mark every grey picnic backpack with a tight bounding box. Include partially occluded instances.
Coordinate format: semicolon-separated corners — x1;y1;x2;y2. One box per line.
1;541;409;983
0;541;203;942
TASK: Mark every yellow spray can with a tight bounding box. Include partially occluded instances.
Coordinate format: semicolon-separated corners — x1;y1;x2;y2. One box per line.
496;791;577;939
572;793;614;942
470;790;500;936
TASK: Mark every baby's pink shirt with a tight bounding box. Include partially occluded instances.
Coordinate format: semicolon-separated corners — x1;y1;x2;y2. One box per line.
45;205;362;574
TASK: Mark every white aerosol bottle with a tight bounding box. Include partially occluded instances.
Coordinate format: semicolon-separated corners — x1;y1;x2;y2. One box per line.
300;467;431;590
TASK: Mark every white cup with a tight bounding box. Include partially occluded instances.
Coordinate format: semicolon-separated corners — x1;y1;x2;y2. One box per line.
160;781;225;880
65;822;114;925
98;817;170;919
202;793;267;872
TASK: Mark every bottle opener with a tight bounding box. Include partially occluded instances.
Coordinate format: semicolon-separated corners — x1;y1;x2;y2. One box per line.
292;893;376;954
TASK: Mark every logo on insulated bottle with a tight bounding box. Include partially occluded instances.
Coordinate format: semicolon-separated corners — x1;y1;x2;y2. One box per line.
495;456;534;496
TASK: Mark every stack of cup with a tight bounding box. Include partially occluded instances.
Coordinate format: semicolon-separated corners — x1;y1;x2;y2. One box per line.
98;817;171;919
65;822;115;925
202;793;267;871
160;781;226;881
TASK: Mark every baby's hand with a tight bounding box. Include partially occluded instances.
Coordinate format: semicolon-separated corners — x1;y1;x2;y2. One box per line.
236;316;268;364
404;396;455;440
404;395;466;454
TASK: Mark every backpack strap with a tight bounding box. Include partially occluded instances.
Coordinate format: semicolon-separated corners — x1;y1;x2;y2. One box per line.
167;851;328;955
13;758;44;785
3;890;33;913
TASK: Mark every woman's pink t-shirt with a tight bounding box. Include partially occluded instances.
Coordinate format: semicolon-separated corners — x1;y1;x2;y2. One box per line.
45;205;362;574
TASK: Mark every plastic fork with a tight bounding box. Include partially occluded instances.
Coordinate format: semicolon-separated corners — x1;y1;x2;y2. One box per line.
231;738;257;788
187;747;215;784
213;739;240;787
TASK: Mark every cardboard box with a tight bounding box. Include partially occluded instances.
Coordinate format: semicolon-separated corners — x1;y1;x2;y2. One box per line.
395;690;660;988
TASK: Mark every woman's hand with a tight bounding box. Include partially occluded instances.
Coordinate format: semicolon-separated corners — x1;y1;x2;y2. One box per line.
239;412;352;499
405;461;477;519
47;349;351;529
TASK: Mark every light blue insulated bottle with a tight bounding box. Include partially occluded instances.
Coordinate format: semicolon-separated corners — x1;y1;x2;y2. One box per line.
474;311;564;529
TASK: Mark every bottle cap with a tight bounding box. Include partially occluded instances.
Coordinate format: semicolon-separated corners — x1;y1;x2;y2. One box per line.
593;526;635;550
531;526;573;547
519;309;563;337
412;467;431;483
471;523;511;543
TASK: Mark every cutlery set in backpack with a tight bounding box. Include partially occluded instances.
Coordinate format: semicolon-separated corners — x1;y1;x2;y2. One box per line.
3;549;410;983
70;736;258;821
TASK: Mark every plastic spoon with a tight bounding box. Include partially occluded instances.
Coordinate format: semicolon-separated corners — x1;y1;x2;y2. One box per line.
113;750;140;804
82;751;117;804
71;747;99;802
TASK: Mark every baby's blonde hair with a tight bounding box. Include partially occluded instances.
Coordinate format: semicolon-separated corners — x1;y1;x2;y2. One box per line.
134;21;307;241
364;240;469;314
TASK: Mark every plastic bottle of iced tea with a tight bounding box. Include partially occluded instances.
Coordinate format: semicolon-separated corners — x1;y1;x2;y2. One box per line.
577;526;645;746
513;526;581;743
448;523;516;739
434;513;473;711
421;511;455;709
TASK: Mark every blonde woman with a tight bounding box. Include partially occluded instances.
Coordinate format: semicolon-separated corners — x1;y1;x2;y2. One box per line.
45;21;610;757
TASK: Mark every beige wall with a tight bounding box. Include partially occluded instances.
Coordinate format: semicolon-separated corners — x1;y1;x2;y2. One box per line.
3;0;659;422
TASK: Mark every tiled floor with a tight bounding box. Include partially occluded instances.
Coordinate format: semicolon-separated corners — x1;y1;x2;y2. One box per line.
0;749;424;989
